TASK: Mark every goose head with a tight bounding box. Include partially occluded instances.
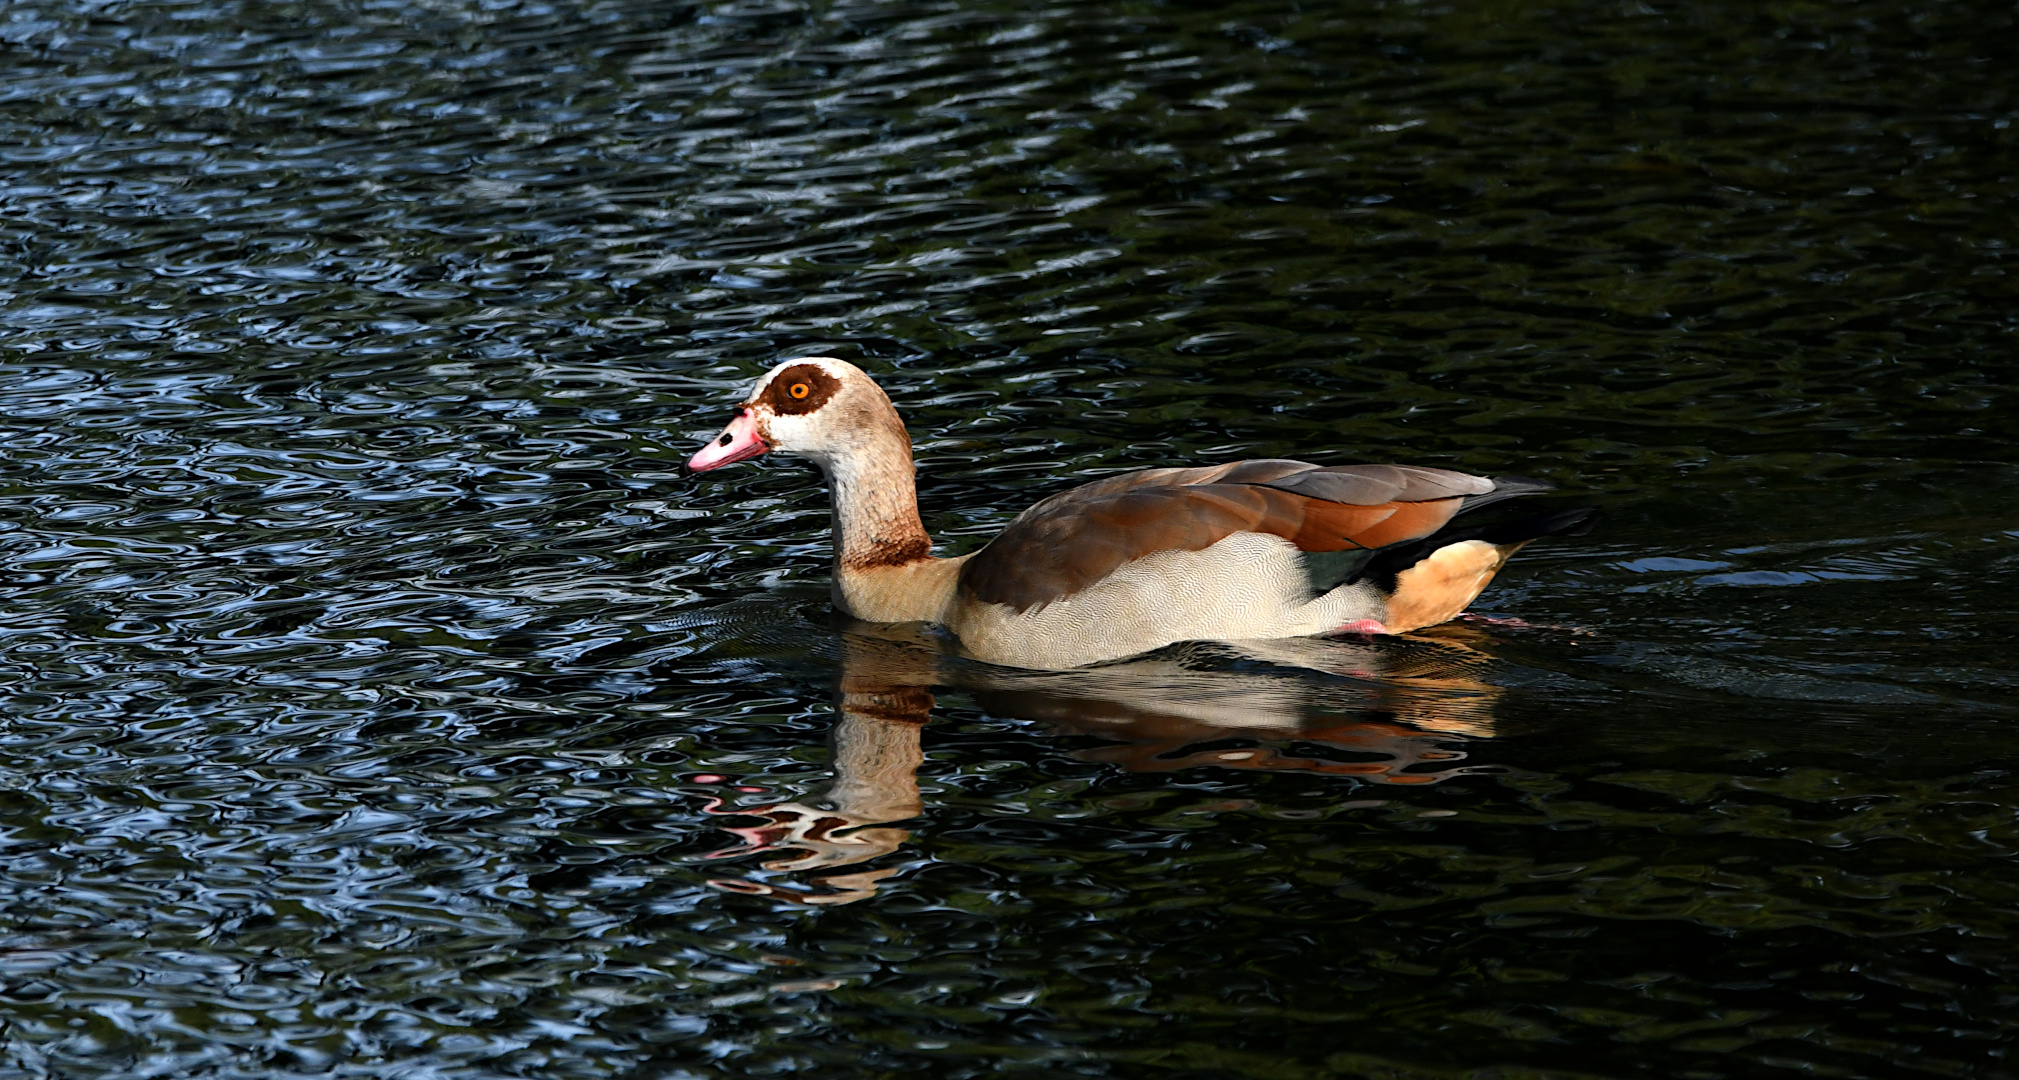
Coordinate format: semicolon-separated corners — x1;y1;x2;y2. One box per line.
685;357;906;474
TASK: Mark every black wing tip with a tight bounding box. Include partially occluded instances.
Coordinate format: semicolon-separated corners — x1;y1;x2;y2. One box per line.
1455;475;1557;515
1510;505;1598;542
1427;504;1601;548
1346;506;1597;590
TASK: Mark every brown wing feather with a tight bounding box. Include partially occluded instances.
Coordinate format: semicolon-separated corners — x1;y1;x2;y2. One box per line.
1330;497;1465;549
960;459;1485;612
1259;464;1492;504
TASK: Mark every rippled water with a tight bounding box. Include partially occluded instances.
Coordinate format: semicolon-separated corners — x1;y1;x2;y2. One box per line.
3;0;2018;1075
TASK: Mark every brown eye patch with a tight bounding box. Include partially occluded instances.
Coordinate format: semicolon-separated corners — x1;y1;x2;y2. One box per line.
760;363;840;415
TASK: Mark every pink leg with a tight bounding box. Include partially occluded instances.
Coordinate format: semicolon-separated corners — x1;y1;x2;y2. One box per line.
1336;619;1391;635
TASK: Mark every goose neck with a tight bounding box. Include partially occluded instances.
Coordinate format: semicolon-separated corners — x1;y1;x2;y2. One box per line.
819;437;931;572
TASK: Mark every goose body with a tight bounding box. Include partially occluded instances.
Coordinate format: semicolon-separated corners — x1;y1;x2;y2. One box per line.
685;358;1587;670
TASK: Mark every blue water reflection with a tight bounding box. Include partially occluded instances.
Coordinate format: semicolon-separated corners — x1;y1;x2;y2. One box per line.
1;0;2017;1076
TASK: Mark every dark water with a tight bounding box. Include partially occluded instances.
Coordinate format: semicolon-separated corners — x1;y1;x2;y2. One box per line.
4;0;2019;1075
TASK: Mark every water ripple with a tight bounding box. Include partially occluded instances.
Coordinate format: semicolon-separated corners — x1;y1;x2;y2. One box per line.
0;0;2016;1076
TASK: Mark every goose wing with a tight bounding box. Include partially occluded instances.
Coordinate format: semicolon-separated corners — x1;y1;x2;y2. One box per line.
958;459;1506;613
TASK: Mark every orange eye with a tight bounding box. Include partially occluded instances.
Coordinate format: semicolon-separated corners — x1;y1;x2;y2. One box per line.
789;382;810;399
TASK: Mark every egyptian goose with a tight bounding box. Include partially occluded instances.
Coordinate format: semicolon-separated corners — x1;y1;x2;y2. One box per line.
684;358;1590;670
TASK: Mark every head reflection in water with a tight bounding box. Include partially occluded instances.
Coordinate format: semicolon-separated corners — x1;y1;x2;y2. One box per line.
702;624;1506;904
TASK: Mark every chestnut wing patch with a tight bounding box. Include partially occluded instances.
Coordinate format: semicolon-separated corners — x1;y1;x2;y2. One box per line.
959;461;1489;612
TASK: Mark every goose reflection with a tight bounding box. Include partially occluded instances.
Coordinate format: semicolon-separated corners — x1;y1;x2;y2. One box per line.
703;622;1507;904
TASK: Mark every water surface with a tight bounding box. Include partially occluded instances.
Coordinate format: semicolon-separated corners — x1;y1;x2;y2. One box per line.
3;0;2018;1076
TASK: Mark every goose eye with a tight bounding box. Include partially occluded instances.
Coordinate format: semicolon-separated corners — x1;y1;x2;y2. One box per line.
788;382;810;400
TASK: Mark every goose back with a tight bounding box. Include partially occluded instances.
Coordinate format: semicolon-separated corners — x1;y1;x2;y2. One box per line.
957;459;1494;613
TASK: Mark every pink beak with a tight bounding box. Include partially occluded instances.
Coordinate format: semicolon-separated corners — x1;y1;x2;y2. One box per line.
686;409;769;473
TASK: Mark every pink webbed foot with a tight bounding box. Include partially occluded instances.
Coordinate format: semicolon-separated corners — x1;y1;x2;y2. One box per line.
1335;619;1391;636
